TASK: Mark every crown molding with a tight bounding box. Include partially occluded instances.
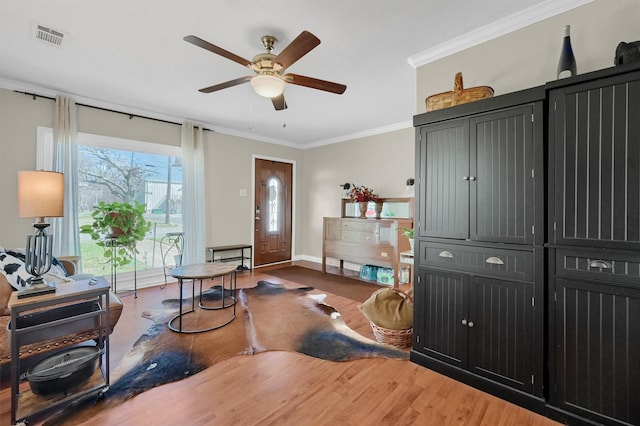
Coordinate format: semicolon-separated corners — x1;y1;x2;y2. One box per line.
408;0;594;68
304;120;413;149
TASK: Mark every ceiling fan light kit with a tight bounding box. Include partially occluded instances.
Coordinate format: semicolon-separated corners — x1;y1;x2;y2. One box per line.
184;30;346;110
250;74;285;98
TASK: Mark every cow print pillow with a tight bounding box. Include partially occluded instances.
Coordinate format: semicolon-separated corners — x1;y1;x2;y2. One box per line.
0;252;34;290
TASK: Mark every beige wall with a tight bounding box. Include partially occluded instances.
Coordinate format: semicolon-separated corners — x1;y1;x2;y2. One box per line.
0;91;54;247
77;105;180;147
203;131;303;253
416;0;640;113
300;127;415;260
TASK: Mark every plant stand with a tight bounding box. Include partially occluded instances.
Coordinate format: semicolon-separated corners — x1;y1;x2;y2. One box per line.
108;239;137;298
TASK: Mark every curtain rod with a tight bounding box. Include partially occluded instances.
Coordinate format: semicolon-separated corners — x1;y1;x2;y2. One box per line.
15;90;213;131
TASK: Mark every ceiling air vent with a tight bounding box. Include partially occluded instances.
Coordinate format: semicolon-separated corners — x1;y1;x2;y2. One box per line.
34;25;64;47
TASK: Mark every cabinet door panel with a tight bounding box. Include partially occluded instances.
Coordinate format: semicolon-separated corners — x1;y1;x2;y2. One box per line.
323;218;342;241
551;73;640;249
471;106;535;244
553;278;640;425
418;120;469;239
469;277;534;393
414;267;468;369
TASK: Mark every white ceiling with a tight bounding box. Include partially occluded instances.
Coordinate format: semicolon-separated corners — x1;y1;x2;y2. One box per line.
0;0;587;148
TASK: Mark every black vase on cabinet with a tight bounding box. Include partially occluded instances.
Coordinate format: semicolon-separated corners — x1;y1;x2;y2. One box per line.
557;25;577;79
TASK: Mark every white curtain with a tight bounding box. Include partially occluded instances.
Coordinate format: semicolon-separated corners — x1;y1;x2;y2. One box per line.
52;96;81;260
181;122;206;264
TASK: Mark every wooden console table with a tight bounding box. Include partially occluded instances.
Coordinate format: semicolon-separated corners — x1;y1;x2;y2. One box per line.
323;197;414;288
322;217;412;288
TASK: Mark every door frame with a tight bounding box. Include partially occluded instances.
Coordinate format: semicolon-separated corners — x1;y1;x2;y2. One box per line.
251;154;296;266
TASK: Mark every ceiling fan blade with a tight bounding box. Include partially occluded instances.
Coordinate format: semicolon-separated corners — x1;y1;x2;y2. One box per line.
272;94;288;111
284;73;347;94
199;76;251;93
184;35;252;68
273;31;320;70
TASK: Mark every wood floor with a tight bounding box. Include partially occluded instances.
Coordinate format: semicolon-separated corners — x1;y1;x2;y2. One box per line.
0;262;559;425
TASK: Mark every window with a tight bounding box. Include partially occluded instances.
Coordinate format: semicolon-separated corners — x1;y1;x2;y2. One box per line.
267;177;280;233
38;127;182;276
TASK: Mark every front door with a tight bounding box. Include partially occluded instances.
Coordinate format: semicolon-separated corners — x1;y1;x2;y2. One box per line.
254;159;292;266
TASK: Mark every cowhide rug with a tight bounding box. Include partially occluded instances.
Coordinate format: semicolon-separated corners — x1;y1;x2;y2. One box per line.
44;280;407;424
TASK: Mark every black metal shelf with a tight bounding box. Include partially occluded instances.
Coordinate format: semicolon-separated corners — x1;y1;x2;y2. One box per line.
206;244;252;271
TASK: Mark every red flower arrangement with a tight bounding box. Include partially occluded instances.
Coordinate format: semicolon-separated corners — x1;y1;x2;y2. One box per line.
348;185;378;202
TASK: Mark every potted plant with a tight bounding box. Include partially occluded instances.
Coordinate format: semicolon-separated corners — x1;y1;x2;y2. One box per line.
348;185;378;218
398;227;414;252
80;201;151;267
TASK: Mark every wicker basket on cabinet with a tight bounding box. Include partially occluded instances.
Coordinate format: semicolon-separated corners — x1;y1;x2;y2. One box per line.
425;72;494;112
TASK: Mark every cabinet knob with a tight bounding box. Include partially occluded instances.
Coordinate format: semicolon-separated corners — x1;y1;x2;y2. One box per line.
485;256;504;265
469;176;476;181
461;319;467;325
468;321;474;328
589;260;612;269
463;176;470;181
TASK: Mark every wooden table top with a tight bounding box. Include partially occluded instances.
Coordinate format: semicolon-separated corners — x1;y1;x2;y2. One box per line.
8;277;109;310
171;263;237;279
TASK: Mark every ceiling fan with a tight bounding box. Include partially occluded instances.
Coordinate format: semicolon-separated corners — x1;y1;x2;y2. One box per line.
183;31;347;111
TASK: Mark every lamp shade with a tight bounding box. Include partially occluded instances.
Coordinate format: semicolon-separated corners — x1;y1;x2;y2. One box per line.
250;74;285;98
18;171;64;218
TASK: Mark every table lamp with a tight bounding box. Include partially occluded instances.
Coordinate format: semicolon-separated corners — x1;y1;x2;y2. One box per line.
17;170;64;298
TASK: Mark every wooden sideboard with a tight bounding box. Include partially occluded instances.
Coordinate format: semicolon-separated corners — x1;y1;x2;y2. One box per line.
322;216;412;288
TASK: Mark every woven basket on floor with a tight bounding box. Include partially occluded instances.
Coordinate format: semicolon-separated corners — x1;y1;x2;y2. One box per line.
425;72;494;112
370;321;412;348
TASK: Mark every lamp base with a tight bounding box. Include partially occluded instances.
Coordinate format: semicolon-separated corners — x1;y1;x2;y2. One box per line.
17;282;56;299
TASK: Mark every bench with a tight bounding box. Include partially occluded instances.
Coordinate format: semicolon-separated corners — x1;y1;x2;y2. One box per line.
206;244;252;271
